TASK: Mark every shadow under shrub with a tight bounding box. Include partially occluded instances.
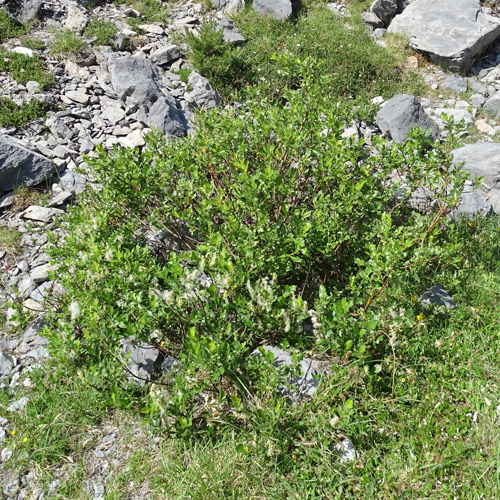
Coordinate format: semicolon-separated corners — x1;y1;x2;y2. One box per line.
46;79;469;433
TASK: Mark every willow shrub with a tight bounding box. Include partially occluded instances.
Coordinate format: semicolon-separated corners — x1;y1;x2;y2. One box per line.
46;78;469;431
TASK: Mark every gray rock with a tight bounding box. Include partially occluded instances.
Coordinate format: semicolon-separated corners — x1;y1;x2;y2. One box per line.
396;0;416;11
185;72;222;110
387;0;500;73
419;285;457;310
433;108;473;127
109;56;187;138
119;339;161;385
375;94;438;143
8;46;33;57
15;318;49;356
0;136;55;193
25;80;40;94
334;437;357;463
441;74;468;93
138;94;188;137
22;205;64;222
216;17;246;44
484;93;500;118
65;90;89;105
253;0;293;20
468;79;487;95
251;346;320;401
211;0;245;12
58;170;86;194
64;3;89;32
362;11;384;30
150;44;181;66
451;185;493;219
4;0;42;23
370;0;397;26
101;104;126;125
470;93;486;107
46;114;75;140
118;130;145;149
1;447;13;463
7;397;29;412
30;263;52;285
452;142;500;189
160;356;179;373
0;353;15;378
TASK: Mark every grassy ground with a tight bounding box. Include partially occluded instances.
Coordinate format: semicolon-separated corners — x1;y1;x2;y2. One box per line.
2;2;500;499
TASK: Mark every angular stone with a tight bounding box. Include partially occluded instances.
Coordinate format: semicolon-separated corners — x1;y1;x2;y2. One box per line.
137;23;164;35
433;108;473;127
334;438;357;463
58;170;86;194
4;0;42;23
0;136;55;192
64;4;89;32
451;185;493;219
376;94;438;143
26;80;40;94
0;353;15;379
211;0;245;13
109;55;187;138
251;346;320;401
441;75;468;93
120;339;161;385
185;72;222;110
419;285;457;310
470;94;486;108
387;0;500;74
370;0;397;26
253;0;293;20
30;263;53;284
46;114;75;140
362;11;384;30
22;205;64;222
101;105;126;125
65;90;89;105
452;142;500;189
484;93;500;118
150;44;181;66
119;130;145;149
216;17;246;44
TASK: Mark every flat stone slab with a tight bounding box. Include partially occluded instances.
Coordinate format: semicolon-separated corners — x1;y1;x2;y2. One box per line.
22;205;64;222
253;0;293;20
387;0;500;73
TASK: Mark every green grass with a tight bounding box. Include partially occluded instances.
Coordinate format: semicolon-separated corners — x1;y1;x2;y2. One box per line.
185;4;424;118
49;29;87;59
0;9;30;43
20;36;46;50
0;97;56;127
84;18;119;46
0;226;22;255
0;47;55;89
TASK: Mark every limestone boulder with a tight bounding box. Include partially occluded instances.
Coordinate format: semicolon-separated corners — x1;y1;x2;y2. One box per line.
387;0;500;73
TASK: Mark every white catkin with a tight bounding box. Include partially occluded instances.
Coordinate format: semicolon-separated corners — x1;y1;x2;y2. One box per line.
69;301;81;321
